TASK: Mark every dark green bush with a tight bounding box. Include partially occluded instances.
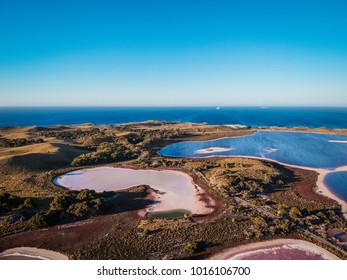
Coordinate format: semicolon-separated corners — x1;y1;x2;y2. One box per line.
50;194;73;211
28;210;60;228
67;199;104;218
71;142;136;167
0;192;24;213
126;133;144;144
76;189;97;201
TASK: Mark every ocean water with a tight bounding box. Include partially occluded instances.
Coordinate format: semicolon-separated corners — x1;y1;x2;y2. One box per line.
0;107;347;128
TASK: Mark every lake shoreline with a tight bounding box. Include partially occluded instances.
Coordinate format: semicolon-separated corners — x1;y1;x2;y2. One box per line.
0;247;68;260
158;130;347;219
54;166;217;217
208;238;340;260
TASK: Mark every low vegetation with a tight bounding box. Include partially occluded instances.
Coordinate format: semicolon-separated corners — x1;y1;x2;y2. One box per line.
71;142;137;166
0;123;346;259
0;186;152;236
0;137;44;148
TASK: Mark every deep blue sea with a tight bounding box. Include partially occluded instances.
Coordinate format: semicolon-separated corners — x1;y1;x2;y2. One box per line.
0;107;346;128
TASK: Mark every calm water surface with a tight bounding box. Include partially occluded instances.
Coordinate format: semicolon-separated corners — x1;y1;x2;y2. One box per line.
1;107;347;128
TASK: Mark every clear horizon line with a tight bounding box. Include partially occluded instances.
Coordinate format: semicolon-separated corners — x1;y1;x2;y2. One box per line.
1;105;347;108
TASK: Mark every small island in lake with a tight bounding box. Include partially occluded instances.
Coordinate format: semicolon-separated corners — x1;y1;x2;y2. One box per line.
0;121;346;260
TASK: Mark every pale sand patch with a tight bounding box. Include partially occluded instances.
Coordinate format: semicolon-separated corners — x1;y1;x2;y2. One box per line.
208;239;340;260
195;147;232;154
0;247;68;260
329;140;347;143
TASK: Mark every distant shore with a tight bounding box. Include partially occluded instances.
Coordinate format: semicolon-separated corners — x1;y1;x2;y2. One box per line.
1;107;347;130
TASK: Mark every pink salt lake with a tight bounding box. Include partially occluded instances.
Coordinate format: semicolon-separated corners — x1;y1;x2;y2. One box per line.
54;167;213;216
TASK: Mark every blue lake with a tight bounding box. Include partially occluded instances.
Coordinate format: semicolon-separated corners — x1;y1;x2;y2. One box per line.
159;131;347;203
324;172;347;202
159;131;347;169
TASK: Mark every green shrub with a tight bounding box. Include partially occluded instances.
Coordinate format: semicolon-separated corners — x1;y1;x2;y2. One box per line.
67;199;104;219
289;207;302;220
181;241;198;256
28;210;60;228
71;143;136;166
126;133;144;144
50;194;72;211
76;189;97;201
252;216;267;230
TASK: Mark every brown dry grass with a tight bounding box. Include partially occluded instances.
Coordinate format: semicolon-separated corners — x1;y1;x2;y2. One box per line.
0;142;58;160
0;126;34;138
0;137;89;197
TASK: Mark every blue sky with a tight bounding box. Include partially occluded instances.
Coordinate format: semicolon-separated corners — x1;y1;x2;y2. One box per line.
1;0;347;106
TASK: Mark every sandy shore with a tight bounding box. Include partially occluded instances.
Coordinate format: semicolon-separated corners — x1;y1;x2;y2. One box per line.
0;247;68;260
208;239;340;260
195;147;232;154
315;166;347;219
328;140;347;143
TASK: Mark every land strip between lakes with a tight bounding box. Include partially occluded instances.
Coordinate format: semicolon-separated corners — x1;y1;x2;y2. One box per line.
196;171;347;259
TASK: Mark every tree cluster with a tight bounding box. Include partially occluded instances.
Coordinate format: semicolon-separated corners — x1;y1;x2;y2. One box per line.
71;142;137;167
0;137;44;148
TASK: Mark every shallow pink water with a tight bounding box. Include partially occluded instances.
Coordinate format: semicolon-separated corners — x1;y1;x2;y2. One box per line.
231;245;326;260
210;239;339;260
54;167;211;215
